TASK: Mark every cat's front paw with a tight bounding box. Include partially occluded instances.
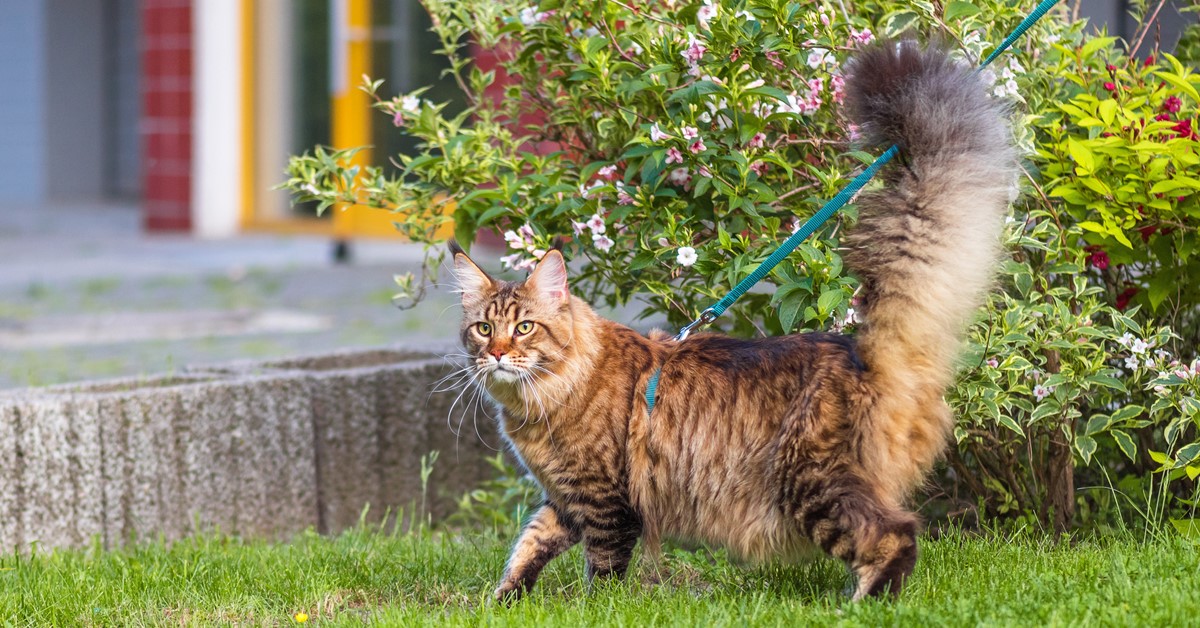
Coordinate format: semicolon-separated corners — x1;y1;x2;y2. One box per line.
493;579;527;605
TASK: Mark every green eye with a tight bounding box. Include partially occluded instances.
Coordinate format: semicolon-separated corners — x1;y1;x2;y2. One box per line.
477;322;492;336
515;321;534;335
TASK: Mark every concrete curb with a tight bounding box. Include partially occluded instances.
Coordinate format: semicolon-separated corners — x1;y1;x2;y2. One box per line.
0;346;502;551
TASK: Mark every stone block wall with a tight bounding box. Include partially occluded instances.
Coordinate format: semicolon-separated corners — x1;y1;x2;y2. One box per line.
0;347;502;552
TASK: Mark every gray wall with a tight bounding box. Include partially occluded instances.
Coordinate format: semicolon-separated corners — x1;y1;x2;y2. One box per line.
0;1;47;205
44;0;108;201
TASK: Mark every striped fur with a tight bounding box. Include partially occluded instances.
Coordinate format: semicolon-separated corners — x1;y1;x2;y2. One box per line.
450;41;1014;602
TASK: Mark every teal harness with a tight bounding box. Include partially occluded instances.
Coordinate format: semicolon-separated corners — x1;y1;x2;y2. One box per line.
645;0;1063;415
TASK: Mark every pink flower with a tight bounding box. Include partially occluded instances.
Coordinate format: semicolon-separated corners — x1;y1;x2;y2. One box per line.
697;1;716;26
748;132;766;149
650;123;670;142
698;165;712;178
819;10;830;26
518;224;536;243
986;358;999;368
392;111;405;127
571;220;587;235
665;147;684;164
1033;384;1054;401
597;164;618;180
831;74;846;105
849;27;874;45
617;186;635;205
658;237;670;247
807;77;824;93
586;213;606;234
681;126;699;140
668;167;691;186
765;50;785;70
1103;81;1117;92
1163;95;1182;113
750;161;769;176
689;138;707;153
682;36;707;64
592;233;614;252
848;123;862;141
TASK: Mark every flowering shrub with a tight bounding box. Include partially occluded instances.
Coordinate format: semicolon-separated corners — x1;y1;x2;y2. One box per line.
284;0;1198;528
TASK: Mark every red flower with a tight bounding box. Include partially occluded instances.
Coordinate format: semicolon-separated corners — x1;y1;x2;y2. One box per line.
1103;82;1117;91
1138;224;1158;242
1155;113;1171;122
1145;55;1155;66
1163;95;1182;113
1174;119;1197;139
1116;287;1139;311
1088;249;1110;270
1106;64;1117;72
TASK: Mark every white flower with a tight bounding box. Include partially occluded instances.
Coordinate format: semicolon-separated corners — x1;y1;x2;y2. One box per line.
681;126;700;140
676;246;698;267
697;0;717;26
301;183;320;196
736;9;756;21
628;41;644;56
744;78;765;90
806;48;833;68
667;167;691;186
1033;384;1054;401
658;237;670;247
1118;332;1135;347
532;248;546;260
1144;358;1157;370
650;123;670;142
500;253;523;269
586;213;606;234
592;233;614;252
963;31;982;46
572;220;587;235
399;94;421;114
504;230;525;249
597;164;618;179
1124;356;1140;370
1131;338;1150;354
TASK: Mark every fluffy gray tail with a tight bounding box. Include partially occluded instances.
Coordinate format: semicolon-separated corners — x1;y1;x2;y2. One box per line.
841;42;1014;488
842;41;1014;389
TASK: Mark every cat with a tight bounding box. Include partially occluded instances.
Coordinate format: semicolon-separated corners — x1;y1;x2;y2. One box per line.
447;41;1015;601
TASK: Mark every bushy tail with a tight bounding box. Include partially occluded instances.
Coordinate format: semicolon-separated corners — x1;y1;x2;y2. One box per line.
842;42;1015;493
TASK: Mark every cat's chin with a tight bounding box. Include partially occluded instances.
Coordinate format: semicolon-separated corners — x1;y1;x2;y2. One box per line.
486;367;524;384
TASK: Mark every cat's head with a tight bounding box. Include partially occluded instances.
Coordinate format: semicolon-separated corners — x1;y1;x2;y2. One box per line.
448;240;575;384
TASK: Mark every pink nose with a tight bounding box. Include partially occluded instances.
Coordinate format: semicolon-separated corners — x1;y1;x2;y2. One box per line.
490;350;505;360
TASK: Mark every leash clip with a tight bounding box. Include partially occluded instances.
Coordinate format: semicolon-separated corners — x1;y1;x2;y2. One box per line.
674;308;718;341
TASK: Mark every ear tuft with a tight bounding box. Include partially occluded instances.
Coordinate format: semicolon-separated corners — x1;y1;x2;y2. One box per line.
526;249;569;303
448;242;494;305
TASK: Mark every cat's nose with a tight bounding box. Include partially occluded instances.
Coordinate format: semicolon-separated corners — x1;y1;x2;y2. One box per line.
490;350;506;360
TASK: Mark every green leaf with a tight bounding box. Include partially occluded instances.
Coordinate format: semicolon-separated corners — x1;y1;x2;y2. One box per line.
1110;404;1145;424
1097;99;1117;126
1176;443;1200;467
1110;429;1137;462
816;288;841;315
1074;434;1097;465
1170;518;1200;542
1067;137;1096;173
1154;71;1200;102
944;1;981;20
997;414;1025;437
778;292;804;332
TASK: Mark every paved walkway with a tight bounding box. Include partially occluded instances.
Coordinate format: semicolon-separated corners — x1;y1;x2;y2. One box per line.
0;203;468;389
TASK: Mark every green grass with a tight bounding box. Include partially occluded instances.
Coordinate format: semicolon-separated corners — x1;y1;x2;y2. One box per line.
2;526;1197;626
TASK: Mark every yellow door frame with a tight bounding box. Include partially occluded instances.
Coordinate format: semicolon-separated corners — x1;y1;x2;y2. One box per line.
239;0;415;239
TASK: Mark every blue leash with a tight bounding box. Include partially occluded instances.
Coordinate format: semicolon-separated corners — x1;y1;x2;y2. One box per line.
645;0;1062;414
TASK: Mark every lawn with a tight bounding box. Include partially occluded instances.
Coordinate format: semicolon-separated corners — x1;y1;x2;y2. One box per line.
2;523;1197;626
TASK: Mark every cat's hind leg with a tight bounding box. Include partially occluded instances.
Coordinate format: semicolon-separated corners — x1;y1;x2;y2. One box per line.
495;502;581;603
775;385;919;599
781;463;919;599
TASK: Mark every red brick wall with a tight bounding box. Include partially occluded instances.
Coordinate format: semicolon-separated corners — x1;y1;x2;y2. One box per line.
141;0;193;232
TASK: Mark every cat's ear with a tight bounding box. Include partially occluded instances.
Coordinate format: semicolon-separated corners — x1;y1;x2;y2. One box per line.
526;249;569;304
447;239;494;306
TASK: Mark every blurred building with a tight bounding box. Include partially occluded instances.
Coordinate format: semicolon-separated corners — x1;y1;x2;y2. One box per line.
0;1;1191;238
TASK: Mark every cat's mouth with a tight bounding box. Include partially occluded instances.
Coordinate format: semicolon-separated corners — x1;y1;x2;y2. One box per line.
477;360;526;383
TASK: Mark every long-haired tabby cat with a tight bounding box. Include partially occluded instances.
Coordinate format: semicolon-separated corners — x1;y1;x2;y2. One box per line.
447;41;1014;600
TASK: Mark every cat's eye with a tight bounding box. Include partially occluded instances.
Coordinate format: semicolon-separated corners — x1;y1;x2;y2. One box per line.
515;321;534;335
476;322;492;336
